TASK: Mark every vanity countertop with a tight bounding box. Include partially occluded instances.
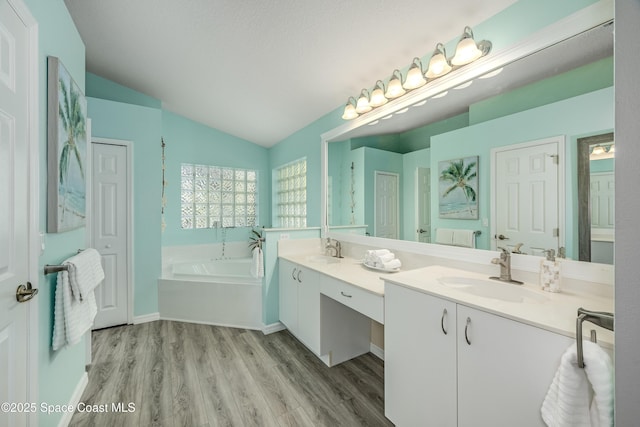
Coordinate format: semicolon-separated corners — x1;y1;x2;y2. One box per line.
279;254;387;296
279;254;614;346
384;265;614;346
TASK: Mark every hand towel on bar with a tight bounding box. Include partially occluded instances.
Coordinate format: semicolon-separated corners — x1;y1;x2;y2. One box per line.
52;269;98;351
251;247;264;279
435;228;454;245
452;230;476;248
541;341;614;427
65;248;104;302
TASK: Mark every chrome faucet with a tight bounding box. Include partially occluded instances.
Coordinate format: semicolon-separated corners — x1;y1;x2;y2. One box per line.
325;238;343;258
490;247;523;285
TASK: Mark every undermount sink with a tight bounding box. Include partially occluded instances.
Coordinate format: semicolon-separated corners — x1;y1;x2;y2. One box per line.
306;255;341;264
437;276;549;303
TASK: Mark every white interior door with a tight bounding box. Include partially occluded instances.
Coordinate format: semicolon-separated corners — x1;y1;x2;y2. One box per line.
0;1;34;425
374;171;399;239
416;167;431;243
92;141;131;329
493;137;563;256
590;172;615;229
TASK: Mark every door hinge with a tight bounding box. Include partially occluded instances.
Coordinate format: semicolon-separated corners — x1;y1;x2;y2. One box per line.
553;228;559;237
549;154;559;164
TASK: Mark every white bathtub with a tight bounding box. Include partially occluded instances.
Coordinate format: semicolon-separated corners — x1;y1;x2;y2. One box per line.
158;257;262;330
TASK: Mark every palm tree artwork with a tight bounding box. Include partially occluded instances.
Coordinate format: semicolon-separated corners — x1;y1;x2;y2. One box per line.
48;57;87;232
438;156;479;219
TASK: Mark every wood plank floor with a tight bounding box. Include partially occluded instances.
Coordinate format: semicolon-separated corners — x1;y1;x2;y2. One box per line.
69;321;393;427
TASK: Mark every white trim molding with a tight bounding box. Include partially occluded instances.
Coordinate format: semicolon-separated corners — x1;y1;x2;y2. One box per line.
262;322;286;335
57;372;88;427
133;312;160;324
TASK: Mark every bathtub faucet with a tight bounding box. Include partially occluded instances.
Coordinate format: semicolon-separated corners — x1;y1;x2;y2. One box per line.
325;238;343;258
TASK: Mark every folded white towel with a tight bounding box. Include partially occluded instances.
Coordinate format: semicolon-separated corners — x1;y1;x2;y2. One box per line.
52;269;98;350
65;248;104;302
251;247;264;279
541;341;613;427
382;259;402;270
366;249;391;257
435;229;454;245
377;253;396;263
452;229;476;248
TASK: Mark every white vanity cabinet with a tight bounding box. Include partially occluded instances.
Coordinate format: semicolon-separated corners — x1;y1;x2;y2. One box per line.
279;259;321;354
385;282;573;427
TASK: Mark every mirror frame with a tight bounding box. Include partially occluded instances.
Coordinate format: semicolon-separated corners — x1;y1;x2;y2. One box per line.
320;2;614;284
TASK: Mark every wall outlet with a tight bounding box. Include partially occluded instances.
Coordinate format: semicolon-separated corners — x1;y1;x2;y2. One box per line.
279;233;290;240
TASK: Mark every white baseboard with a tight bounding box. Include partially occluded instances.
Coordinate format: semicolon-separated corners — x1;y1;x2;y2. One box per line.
57;371;88;427
370;343;384;360
133;312;160;324
262;322;286;335
159;315;262;331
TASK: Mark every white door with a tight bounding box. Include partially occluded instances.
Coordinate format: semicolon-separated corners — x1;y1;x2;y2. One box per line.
416;167;431;243
0;1;35;425
374;171;399;239
590;172;615;229
91;141;130;329
493;138;562;256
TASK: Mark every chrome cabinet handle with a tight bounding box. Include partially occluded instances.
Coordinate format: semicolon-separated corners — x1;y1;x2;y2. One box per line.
340;291;352;298
441;308;448;335
465;317;472;345
292;268;297;280
297;270;302;283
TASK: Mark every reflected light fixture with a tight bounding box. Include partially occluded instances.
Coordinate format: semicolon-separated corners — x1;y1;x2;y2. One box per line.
385;69;406;99
591;145;606;155
369;80;388;107
426;43;452;78
355;89;372;114
341;97;358;120
451;26;492;66
608;144;615;154
403;57;427;90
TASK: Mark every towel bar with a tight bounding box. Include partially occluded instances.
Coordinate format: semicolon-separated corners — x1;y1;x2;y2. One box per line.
43;249;86;275
576;307;614;368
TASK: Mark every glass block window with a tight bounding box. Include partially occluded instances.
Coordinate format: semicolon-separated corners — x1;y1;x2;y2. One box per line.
181;164;258;229
275;158;307;228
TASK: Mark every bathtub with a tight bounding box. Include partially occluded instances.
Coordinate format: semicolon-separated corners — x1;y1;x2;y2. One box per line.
158;257;262;330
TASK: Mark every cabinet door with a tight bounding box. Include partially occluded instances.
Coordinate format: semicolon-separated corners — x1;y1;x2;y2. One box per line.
457;305;572;427
278;259;298;331
296;265;321;354
385;284;457;427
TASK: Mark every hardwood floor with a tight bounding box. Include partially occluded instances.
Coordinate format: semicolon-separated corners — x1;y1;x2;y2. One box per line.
69;321;392;427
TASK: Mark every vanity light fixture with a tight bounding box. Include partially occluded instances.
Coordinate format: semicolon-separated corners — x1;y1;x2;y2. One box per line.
341;97;359;120
589;143;615;160
591;145;606;155
355;89;372;114
425;43;452;78
340;26;491;120
385;69;407;99
608;144;615;154
403;57;427;90
370;80;389;107
451;26;492;66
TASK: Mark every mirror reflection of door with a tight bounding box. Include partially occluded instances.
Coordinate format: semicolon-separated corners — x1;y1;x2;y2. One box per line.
492;136;563;256
578;132;614;264
374;171;399;239
416;167;431;242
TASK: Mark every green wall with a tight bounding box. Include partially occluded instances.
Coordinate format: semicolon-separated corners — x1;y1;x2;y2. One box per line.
86;72;161;109
160;111;270;246
24;0;87;426
87;98;163;316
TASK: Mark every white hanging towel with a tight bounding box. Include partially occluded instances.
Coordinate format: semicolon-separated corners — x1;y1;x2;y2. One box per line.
435;228;454;245
52;269;98;351
65;248;104;301
251;247;264;278
541;341;614;427
452;230;476;248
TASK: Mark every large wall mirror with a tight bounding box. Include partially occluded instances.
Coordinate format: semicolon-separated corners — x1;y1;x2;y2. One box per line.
322;8;614;265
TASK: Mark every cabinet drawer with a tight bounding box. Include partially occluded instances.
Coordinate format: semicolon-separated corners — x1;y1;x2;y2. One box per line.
321;276;384;324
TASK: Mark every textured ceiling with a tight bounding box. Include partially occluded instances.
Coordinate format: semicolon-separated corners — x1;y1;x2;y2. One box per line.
64;0;516;147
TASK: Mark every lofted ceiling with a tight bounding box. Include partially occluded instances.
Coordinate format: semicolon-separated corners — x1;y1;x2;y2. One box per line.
64;0;516;147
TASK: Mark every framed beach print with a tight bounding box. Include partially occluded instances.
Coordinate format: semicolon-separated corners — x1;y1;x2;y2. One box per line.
438;156;479;220
47;56;88;233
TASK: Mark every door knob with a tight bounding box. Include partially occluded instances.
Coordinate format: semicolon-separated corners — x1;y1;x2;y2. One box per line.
495;234;510;240
105;244;112;249
417;229;427;234
16;282;38;303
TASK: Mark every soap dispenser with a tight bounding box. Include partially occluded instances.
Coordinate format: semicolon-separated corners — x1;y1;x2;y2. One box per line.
539;249;561;292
